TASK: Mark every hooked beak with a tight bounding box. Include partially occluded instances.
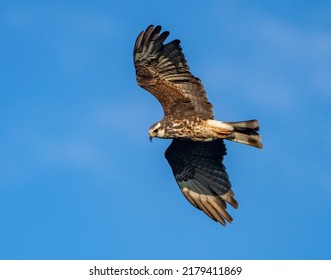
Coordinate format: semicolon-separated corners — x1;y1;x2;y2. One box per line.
149;135;153;142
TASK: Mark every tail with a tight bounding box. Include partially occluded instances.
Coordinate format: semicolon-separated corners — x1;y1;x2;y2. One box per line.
208;119;263;149
226;119;263;148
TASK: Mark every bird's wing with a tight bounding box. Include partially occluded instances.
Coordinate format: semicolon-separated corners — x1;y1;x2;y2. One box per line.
165;139;238;226
134;25;214;119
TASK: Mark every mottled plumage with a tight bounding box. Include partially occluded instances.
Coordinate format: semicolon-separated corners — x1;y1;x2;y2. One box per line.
133;25;263;226
165;139;237;225
134;25;213;120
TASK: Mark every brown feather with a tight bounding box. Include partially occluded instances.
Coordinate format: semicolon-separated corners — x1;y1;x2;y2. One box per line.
187;191;216;222
207;195;233;223
181;186;230;226
181;187;198;208
221;189;239;209
134;25;214;119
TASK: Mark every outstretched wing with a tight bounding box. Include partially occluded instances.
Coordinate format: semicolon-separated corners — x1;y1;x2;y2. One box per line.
165;139;238;226
134;25;214;119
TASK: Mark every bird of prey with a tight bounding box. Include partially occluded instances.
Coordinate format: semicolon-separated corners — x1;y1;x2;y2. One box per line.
133;25;262;226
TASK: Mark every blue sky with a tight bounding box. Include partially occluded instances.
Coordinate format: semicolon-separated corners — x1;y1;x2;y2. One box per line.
1;0;331;259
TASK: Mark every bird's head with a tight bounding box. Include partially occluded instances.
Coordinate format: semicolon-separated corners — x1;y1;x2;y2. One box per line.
149;122;165;141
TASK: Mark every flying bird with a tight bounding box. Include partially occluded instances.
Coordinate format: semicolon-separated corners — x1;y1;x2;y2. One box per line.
133;25;263;226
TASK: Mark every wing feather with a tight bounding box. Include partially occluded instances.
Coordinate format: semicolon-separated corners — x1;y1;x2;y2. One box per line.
165;139;237;226
134;25;214;119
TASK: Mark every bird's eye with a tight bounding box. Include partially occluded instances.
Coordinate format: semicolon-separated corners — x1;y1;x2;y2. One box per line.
154;128;159;133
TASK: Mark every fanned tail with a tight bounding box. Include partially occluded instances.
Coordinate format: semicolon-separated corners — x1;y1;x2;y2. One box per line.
226;119;263;148
207;119;263;149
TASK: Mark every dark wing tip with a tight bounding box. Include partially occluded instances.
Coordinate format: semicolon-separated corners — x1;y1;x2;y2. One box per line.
133;25;154;56
134;24;166;57
140;25;155;46
133;30;144;54
172;39;181;45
